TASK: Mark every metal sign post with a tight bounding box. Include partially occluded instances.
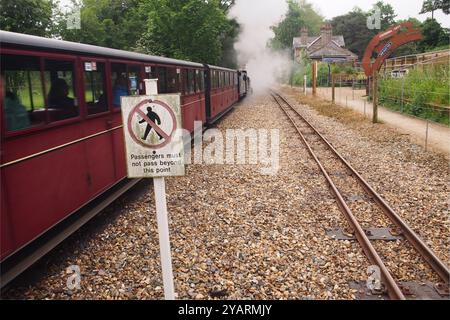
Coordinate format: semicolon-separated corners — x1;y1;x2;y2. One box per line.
121;79;184;300
303;75;307;95
153;176;175;300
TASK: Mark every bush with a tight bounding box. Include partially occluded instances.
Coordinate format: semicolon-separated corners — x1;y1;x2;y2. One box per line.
379;63;449;125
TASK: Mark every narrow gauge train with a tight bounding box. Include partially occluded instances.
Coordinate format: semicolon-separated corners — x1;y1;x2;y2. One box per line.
0;31;250;286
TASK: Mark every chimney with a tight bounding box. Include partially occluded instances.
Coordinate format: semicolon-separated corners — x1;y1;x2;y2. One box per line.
321;24;332;46
300;27;308;46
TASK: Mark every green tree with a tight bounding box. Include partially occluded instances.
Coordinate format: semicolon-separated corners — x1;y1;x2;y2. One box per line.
392;18;423;56
137;0;231;65
369;1;397;30
270;0;324;51
0;0;56;36
419;18;449;51
56;0;143;50
420;0;450;18
331;7;376;60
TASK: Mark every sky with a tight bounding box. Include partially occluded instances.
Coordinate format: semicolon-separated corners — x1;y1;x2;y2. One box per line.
57;0;449;28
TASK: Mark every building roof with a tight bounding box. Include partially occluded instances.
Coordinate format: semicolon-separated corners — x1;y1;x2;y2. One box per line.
308;42;358;60
293;26;357;61
293;35;345;49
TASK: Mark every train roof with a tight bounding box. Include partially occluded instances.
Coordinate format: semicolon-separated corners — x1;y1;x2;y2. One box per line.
0;31;205;68
208;65;238;72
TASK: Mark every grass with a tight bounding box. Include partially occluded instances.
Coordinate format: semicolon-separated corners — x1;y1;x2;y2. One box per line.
379;64;450;126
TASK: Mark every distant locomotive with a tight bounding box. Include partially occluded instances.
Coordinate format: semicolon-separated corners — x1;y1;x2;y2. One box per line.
0;31;250;286
238;70;251;98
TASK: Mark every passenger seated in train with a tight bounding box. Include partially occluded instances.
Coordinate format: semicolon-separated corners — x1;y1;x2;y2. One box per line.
113;76;129;107
1;75;31;131
48;78;78;119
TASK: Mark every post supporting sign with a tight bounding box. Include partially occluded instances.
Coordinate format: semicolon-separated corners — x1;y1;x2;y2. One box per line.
121;80;184;300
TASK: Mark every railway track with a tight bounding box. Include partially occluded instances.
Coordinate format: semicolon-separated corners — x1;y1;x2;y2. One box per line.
271;91;450;300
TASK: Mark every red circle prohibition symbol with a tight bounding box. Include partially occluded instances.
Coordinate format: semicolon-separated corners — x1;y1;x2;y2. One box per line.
127;99;177;149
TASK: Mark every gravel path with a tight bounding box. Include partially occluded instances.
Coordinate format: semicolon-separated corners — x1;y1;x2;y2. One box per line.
316;87;450;156
2;90;448;300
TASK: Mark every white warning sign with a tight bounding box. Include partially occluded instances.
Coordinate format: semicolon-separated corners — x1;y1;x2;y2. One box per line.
121;95;185;178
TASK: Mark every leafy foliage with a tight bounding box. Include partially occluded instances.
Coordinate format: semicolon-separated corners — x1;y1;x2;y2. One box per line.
330;8;376;60
419;18;450;51
55;0;143;50
369;1;397;31
379;64;450;125
420;0;450;17
270;0;323;51
0;0;56;37
136;0;232;65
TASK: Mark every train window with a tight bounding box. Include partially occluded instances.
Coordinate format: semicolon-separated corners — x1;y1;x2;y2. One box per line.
128;65;141;96
187;69;195;94
157;67;179;94
111;63;129;108
218;72;222;88
44;59;78;122
144;65;155;80
216;71;220;89
84;62;108;115
1;54;41;131
166;68;180;93
195;70;204;93
156;67;168;93
211;71;217;89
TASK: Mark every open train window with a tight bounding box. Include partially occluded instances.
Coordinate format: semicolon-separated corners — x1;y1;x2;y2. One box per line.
157;67;180;94
44;59;78;122
83;61;108;115
186;69;195;94
111;63;141;108
211;71;216;89
215;71;220;89
167;68;180;93
1;54;41;132
156;67;168;93
111;63;129;108
128;65;141;96
195;70;204;93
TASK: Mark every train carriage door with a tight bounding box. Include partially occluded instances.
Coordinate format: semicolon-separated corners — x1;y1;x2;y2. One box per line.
81;58;117;197
110;62;144;179
204;66;212;121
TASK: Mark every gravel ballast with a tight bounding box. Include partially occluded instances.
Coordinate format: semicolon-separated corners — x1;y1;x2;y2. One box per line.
3;89;448;300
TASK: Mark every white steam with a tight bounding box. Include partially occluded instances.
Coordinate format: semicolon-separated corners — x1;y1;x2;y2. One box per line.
229;0;291;93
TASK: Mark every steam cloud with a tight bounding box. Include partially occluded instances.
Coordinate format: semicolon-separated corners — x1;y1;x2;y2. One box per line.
229;0;291;94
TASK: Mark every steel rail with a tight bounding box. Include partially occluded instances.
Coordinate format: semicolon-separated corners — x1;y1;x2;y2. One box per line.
274;92;450;285
271;93;405;300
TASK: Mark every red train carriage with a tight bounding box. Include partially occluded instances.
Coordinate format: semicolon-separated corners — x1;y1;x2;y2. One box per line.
205;65;239;123
0;31;240;286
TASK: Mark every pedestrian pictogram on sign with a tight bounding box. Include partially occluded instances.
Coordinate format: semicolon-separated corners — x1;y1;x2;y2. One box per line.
127;99;177;149
121;94;185;178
